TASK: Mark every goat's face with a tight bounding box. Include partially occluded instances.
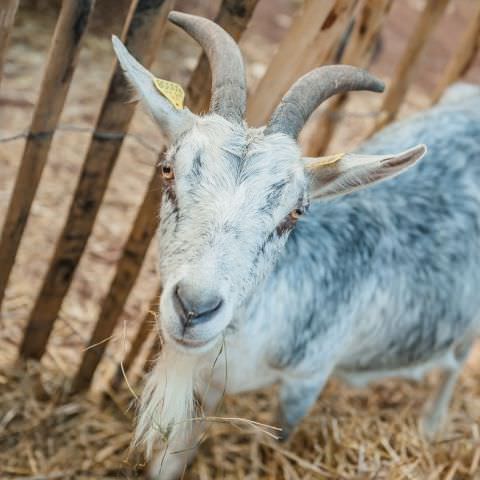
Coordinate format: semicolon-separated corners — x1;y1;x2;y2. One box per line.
113;24;426;355
157;115;306;350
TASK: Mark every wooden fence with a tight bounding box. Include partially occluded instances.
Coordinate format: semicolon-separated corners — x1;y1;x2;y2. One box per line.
0;0;479;395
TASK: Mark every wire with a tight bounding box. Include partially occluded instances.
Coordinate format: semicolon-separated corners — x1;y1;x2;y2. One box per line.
0;124;163;155
0;109;382;150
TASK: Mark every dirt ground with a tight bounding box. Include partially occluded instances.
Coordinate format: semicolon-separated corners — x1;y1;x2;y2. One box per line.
1;0;480;479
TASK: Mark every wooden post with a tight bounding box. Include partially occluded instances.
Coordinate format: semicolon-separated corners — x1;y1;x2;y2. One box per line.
186;0;260;114
0;0;19;86
0;0;95;310
19;0;174;361
431;2;480;104
109;286;161;392
304;0;393;156
371;0;450;133
246;0;359;127
143;334;161;374
71;163;162;393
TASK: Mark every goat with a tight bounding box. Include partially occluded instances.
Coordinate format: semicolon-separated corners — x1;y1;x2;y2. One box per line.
113;11;480;480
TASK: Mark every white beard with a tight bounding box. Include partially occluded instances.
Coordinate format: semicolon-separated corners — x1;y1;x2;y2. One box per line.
133;344;199;459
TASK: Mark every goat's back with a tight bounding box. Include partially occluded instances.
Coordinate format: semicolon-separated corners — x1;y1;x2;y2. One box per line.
282;88;480;372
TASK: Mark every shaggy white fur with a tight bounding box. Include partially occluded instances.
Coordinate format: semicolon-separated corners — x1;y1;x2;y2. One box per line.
133;345;198;459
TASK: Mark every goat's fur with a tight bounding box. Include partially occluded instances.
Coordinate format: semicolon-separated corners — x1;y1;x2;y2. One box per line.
134;344;197;458
113;24;480;480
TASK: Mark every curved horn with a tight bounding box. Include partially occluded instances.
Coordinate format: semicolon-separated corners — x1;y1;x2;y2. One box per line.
168;11;247;124
265;65;385;139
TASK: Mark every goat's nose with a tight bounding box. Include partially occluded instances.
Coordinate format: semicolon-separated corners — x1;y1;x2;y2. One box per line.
173;282;223;327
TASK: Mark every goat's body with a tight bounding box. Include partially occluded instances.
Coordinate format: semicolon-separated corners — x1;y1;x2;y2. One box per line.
115;16;480;476
205;89;480;403
147;94;480;477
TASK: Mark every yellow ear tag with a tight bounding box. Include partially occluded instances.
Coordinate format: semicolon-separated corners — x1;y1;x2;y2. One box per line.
306;152;345;170
153;77;185;110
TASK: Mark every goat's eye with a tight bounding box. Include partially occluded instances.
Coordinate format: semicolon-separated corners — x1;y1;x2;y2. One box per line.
161;164;174;180
290;207;305;220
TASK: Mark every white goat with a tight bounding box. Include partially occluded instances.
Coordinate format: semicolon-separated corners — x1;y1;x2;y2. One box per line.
113;11;480;479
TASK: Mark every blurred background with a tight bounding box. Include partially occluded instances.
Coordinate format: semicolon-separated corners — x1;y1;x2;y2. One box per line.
1;1;480;478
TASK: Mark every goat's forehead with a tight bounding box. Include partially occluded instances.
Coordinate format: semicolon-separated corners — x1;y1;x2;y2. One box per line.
169;116;304;184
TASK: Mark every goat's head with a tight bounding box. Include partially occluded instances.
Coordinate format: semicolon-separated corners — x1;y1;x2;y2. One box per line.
113;12;426;355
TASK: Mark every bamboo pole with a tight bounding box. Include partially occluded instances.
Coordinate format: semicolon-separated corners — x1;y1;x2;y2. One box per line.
71;163;162;393
109;286;161;392
186;0;259;114
0;0;19;86
304;0;393;156
19;0;174;361
371;0;450;133
431;2;480;104
0;0;95;310
246;0;359;127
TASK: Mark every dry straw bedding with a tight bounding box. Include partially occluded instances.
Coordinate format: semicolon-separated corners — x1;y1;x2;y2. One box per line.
1;356;480;479
1;3;480;480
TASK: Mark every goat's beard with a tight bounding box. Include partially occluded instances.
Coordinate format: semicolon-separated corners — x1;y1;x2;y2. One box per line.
133;342;199;459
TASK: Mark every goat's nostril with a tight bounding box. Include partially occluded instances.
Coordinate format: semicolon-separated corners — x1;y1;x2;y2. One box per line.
173;283;223;327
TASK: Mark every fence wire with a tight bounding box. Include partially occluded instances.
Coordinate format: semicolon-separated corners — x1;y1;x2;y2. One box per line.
0;124;162;156
0;109;383;151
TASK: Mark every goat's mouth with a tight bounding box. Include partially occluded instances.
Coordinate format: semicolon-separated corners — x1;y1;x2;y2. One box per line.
167;332;220;352
175;337;210;348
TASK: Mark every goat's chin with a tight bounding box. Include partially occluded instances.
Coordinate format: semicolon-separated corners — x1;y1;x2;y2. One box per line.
165;332;222;356
133;342;199;459
160;316;227;356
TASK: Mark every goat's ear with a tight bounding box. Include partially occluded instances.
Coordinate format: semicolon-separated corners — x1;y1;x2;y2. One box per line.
112;36;194;140
305;144;427;200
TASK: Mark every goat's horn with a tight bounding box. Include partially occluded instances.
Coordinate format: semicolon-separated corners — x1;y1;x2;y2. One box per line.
265;65;385;139
168;11;246;124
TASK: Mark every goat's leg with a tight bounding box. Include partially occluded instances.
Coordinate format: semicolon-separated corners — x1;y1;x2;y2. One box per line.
148;385;223;480
277;374;329;441
420;339;472;439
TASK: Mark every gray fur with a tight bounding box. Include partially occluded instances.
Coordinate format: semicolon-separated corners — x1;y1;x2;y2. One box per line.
276;100;480;372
